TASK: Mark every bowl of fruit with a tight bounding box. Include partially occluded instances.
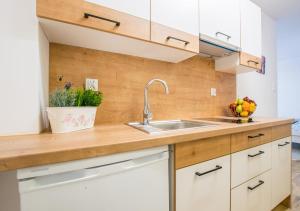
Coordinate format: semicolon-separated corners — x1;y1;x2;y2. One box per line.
229;97;257;118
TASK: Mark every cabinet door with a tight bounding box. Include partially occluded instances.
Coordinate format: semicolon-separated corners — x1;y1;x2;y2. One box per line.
151;0;199;53
231;143;271;188
37;0;150;40
271;137;292;209
199;0;240;47
231;170;271;211
240;0;262;57
176;155;230;211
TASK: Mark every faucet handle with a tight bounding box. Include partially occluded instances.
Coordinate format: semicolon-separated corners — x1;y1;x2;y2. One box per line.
144;112;153;120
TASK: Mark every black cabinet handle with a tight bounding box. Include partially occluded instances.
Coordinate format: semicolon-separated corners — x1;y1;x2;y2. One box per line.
84;13;120;26
216;32;231;40
248;180;264;191
247;60;259;65
248;150;264;158
195;165;222;177
248;133;264;139
166;36;190;45
278;142;290;147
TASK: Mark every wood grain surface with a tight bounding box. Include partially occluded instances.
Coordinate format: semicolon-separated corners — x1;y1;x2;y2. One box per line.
0;118;293;172
37;0;150;41
49;43;236;124
175;135;231;169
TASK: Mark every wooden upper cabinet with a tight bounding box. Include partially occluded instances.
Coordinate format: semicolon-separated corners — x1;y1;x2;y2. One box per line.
199;0;241;48
36;0;150;40
150;0;200;53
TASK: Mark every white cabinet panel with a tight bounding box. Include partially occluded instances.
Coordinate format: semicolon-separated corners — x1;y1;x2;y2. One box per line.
231;143;272;188
199;0;240;47
241;0;262;57
85;0;150;20
231;170;271;211
271;137;292;209
151;0;199;35
176;155;230;211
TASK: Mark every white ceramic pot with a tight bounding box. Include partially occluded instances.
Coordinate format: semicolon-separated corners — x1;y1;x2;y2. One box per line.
47;107;97;133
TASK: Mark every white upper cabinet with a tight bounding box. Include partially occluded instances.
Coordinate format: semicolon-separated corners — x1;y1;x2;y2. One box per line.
151;0;199;36
199;0;241;47
240;0;262;57
85;0;150;20
150;0;199;53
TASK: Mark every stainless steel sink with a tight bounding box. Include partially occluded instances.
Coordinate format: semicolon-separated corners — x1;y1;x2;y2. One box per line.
128;120;216;134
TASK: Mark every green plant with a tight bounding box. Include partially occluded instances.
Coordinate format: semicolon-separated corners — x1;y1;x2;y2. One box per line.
49;83;103;107
81;89;103;106
49;89;77;107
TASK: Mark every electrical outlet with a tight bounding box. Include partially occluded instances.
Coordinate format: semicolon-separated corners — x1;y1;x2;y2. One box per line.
85;78;98;91
211;88;217;97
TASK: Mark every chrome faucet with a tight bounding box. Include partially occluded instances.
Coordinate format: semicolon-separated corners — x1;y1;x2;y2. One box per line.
143;79;169;125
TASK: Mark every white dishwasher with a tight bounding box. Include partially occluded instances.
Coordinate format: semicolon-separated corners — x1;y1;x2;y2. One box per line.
17;146;169;211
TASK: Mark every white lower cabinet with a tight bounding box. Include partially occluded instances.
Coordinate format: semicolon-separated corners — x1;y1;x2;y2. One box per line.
231;143;271;188
271;137;292;209
176;155;230;211
231;170;271;211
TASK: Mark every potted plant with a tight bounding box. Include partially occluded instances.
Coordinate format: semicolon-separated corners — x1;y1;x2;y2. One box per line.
47;82;103;133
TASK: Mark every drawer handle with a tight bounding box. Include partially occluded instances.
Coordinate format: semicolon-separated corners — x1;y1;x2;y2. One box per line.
248;133;264;139
248;150;264;158
166;36;190;45
215;32;231;40
247;60;259;65
278;142;290;147
84;13;120;27
195;165;222;177
248;180;264;191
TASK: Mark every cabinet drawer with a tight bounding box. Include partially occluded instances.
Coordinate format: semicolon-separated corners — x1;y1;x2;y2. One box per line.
231;127;272;153
175;135;230;169
231;170;271;211
240;52;262;70
271;137;292;209
272;124;292;141
231;143;271;188
176;155;230;211
37;0;150;40
151;23;199;53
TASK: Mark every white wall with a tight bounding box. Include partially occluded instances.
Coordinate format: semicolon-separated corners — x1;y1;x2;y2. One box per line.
0;0;49;136
277;15;300;119
237;13;278;117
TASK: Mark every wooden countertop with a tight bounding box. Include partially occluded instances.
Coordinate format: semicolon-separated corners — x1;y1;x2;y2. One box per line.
0;117;293;172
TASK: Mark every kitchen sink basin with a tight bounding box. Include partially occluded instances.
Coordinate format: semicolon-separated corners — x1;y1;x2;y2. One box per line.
128;120;216;134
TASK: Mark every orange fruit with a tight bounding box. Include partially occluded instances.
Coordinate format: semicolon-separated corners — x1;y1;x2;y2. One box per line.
242;101;250;112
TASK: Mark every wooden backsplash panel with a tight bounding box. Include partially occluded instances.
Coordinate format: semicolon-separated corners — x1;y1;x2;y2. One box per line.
50;43;236;124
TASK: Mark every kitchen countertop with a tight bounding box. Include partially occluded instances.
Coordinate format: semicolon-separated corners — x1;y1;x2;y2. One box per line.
0;117;293;172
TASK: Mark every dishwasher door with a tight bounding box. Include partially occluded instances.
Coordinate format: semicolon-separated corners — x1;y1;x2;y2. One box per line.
18;150;169;211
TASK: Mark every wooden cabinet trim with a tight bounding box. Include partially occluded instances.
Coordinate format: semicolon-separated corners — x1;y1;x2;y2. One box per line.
37;0;151;41
175;135;230;169
231;127;273;153
272;124;292;140
240;52;262;70
151;22;199;53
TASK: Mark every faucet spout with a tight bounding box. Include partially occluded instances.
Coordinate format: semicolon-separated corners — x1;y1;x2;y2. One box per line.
143;79;169;125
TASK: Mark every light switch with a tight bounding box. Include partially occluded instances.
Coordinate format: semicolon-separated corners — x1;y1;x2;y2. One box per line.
211;88;217;96
85;78;98;91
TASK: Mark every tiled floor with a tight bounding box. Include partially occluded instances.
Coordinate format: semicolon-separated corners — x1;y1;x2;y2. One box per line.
273;145;300;211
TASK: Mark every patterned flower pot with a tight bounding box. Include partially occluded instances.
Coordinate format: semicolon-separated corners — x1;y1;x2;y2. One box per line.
47;107;97;133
